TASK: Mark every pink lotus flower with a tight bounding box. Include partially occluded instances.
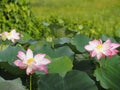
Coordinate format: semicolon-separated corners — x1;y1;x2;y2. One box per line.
85;39;120;60
0;29;20;43
14;49;51;75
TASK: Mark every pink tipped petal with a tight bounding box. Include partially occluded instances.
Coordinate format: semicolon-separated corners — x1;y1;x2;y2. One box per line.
86;40;102;50
26;67;34;75
34;54;51;65
43;58;51;64
34;54;45;61
90;51;96;57
99;39;103;44
111;50;119;56
103;50;112;56
96;53;103;60
31;64;38;70
85;45;94;51
26;49;33;59
105;39;111;43
14;60;27;69
111;43;120;49
90;39;102;45
17;51;26;61
37;65;48;73
89;40;97;45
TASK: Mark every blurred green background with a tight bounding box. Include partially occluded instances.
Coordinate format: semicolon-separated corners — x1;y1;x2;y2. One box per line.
30;0;120;18
30;0;120;38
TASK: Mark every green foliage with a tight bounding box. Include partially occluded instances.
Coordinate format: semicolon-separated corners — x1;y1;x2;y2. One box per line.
0;0;43;39
32;43;74;59
0;46;24;64
1;0;120;40
115;28;120;38
101;35;117;42
18;32;33;44
1;0;120;90
38;73;63;90
0;76;26;90
0;30;120;90
71;34;90;52
94;55;120;90
0;46;25;75
54;37;70;45
38;70;98;90
48;56;73;77
30;0;120;38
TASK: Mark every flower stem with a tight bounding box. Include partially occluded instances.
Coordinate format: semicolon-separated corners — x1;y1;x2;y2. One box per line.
30;74;32;90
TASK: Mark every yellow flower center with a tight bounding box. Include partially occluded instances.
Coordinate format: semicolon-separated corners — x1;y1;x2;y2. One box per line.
27;58;34;65
7;33;12;36
96;44;103;50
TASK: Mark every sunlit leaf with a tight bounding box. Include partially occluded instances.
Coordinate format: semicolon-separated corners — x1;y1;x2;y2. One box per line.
48;56;73;77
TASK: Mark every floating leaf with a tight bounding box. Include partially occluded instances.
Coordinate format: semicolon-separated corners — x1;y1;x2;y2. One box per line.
0;46;24;64
54;37;70;45
29;40;48;50
34;44;74;59
38;70;98;90
38;74;63;90
0;46;25;75
71;34;90;52
48;56;73;77
94;55;120;90
0;76;26;90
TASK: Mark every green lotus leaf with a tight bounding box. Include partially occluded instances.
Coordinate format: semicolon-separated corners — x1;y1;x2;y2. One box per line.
0;76;26;90
34;44;74;59
94;55;120;90
71;34;90;52
48;56;73;77
38;70;98;90
0;46;24;64
54;37;70;45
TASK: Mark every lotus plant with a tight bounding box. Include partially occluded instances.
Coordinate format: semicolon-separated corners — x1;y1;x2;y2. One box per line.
85;39;120;60
14;49;51;75
0;29;20;43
